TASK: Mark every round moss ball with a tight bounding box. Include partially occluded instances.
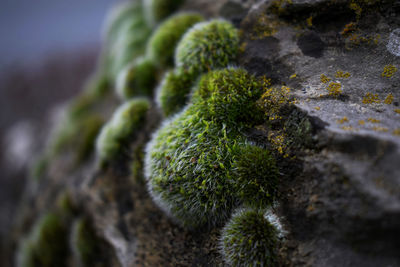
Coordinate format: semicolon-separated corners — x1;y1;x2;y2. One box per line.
145;108;244;228
96;98;150;164
147;13;204;67
221;208;281;267
192;67;264;128
116;57;157;100
156;68;197;117
175;19;239;74
144;0;185;26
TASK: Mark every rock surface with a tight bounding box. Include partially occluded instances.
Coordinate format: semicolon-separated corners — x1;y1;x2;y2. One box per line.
4;0;400;266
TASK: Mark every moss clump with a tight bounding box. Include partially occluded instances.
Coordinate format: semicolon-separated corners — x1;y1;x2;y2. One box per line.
156;68;197;117
51;114;104;165
220;208;281;267
116;57;157;100
103;1;152;80
147;13;204;67
17;213;69;267
71;218;103;267
146;68;278;228
175;20;239;74
96;98;150;165
192;68;264;127
144;0;186;26
232;145;278;208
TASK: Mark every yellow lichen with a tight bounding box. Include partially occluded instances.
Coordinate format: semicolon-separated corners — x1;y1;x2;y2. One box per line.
372;126;388;132
335;70;351;78
289;74;297;79
384;93;394;105
349;1;362;19
341;126;357;131
393;129;400;136
362;93;380;104
358;120;365;125
314;106;320;111
395;109;400;114
327;82;342;97
306;16;313;27
367;118;381;123
320;74;331;83
260;84;291;121
381;65;397;78
337;116;349;124
267;132;289;158
250;14;279;39
341;22;357;37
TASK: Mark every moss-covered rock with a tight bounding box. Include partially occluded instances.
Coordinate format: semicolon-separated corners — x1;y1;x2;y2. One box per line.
220;208;282;267
147;13;204;67
175;20;239;74
96;98;150;165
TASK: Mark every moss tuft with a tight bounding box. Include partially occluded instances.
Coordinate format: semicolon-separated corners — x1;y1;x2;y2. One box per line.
144;0;186;26
71;218;103;267
232;145;278;208
116;57;157;100
96;98;150;165
192;68;264;128
156;68;197;117
17;213;69;267
220;208;281;267
175;20;239;74
147;13;204;67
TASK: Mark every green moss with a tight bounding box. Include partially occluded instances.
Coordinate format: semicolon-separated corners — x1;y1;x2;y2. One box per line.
56;191;78;220
144;0;186;26
175;20;239;74
147;13;204;67
232;144;278;208
51;114;104;165
192;68;264;128
146;68;278;228
71;218;102;267
156;68;197;117
130;144;146;184
30;156;49;181
17;213;69;267
116;57;157;100
102;1;152;81
221;208;281;267
96;98;150;165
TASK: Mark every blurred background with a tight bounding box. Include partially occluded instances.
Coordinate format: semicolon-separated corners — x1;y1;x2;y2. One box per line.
0;0;120;258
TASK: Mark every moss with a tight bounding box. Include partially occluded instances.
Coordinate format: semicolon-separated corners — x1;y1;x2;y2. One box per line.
30;156;49;180
71;218;103;267
156;68;197;117
96;98;150;165
192;68;264;128
147;13;204;68
220;208;281;267
232;145;278;208
102;1;152;80
51;114;104;165
144;0;185;26
175;20;239;75
116;57;158;100
130;144;146;184
17;213;69;267
146;68;278;228
56;191;78;220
